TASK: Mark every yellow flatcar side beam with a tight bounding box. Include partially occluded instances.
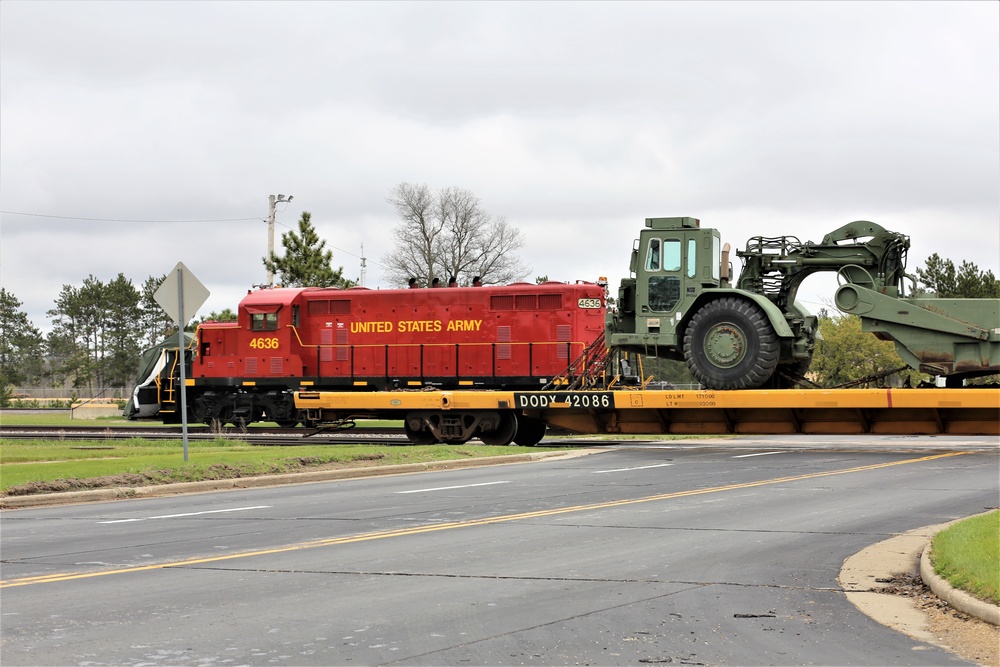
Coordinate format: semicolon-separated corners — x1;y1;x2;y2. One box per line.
294;388;1000;436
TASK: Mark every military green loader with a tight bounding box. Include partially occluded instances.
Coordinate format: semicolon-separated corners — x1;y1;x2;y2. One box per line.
606;217;999;389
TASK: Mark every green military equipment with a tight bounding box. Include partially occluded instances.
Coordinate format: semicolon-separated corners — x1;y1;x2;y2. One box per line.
606;217;998;389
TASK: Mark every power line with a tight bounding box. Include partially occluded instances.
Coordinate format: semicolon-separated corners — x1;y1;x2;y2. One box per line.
4;207;383;269
273;218;369;262
0;210;261;223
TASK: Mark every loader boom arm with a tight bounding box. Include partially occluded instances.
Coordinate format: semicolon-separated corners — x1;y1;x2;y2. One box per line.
735;220;912;311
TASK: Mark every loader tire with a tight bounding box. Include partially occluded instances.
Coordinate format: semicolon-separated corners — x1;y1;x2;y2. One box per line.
684;297;779;390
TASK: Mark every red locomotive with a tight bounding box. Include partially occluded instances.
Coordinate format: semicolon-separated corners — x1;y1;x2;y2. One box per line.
131;280;606;432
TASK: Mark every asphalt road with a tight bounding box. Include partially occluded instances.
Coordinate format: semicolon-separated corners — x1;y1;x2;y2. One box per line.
2;436;997;666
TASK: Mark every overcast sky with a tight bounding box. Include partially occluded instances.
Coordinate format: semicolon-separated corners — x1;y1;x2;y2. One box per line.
2;1;997;332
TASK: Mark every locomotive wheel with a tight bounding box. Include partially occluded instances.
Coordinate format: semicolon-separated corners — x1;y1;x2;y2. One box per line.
404;419;437;445
478;413;518;446
215;406;234;427
683;297;779;390
512;415;546;446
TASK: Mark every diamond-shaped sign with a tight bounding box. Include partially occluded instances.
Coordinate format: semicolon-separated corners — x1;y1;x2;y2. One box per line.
154;262;210;325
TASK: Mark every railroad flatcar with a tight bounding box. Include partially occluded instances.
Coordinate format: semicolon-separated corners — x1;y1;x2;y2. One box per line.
130;280;607;429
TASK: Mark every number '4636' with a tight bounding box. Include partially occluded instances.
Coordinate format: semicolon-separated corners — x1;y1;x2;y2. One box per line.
250;337;279;350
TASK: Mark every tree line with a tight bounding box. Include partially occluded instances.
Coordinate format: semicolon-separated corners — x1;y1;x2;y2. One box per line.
0;275;237;395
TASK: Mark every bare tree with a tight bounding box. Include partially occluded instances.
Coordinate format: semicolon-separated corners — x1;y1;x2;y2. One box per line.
382;183;530;287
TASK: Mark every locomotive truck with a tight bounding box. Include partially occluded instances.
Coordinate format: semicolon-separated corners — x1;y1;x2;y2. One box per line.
129;216;999;441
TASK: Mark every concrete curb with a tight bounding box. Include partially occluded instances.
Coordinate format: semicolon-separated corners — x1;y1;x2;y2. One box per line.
840;514;1000;640
0;449;598;510
921;536;1000;626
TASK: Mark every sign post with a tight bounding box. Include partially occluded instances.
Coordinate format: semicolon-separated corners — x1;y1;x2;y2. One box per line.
154;262;210;462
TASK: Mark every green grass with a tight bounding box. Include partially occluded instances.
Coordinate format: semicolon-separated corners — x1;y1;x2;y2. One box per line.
931;510;1000;606
1;413;138;427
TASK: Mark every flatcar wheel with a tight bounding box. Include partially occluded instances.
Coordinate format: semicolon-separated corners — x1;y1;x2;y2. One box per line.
276;420;299;428
404;419;437;445
513;415;546;447
478;413;518;446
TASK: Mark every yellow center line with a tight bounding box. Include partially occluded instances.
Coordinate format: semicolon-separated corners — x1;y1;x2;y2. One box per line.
1;451;969;588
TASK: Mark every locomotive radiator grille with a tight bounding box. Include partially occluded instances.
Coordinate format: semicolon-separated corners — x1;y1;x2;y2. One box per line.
497;326;512;360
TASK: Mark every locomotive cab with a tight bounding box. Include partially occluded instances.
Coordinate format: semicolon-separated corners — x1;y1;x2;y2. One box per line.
235;290;304;380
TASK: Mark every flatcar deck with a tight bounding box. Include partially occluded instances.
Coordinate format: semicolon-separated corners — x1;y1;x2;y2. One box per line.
296;388;1000;436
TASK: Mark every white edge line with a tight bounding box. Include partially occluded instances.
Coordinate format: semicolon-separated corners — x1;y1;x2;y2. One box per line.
99;505;273;524
592;463;674;474
396;481;511;494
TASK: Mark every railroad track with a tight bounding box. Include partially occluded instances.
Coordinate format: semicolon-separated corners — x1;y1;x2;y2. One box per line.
0;424;410;446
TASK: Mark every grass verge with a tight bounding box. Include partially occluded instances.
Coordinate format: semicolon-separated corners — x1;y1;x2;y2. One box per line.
0;438;563;495
931;510;1000;606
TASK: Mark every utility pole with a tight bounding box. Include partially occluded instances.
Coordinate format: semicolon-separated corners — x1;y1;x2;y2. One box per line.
360;243;367;286
266;194;293;286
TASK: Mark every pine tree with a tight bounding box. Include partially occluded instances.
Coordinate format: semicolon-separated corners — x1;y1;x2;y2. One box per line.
263;212;354;288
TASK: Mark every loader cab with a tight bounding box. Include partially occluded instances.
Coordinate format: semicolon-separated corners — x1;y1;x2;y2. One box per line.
609;216;721;351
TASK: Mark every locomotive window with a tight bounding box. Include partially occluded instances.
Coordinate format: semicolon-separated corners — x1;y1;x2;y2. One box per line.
663;240;681;272
687;239;697;278
645;238;661;271
515;294;537;310
251;312;278;331
292;305;300;327
538;294;563;309
648;275;681;312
